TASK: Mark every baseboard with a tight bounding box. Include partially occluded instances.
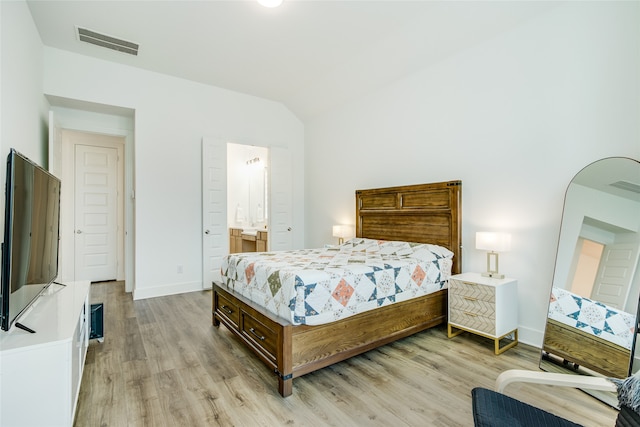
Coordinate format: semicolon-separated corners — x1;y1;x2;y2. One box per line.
517;325;544;349
133;280;203;300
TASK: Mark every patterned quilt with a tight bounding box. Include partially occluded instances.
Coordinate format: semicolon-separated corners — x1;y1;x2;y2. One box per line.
220;238;454;326
548;287;635;350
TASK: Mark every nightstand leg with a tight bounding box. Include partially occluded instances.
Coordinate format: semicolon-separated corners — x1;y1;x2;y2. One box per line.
494;330;518;355
447;323;465;338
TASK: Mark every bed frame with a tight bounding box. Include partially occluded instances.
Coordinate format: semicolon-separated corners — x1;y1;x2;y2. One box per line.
542;318;631;378
212;180;462;397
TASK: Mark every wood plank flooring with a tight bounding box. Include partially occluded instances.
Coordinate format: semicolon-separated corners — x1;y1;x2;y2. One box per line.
75;281;618;426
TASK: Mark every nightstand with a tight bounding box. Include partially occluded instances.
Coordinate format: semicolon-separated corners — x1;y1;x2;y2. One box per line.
447;272;518;354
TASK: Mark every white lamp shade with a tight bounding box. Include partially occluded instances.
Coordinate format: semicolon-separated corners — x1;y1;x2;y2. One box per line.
332;225;352;239
476;232;511;252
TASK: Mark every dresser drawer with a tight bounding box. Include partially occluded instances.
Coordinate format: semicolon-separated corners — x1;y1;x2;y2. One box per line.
449;310;496;335
449;278;495;303
216;292;241;329
449;294;496;317
241;310;279;363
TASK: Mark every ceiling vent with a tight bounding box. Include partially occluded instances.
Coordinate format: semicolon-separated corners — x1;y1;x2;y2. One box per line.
77;26;139;56
610;180;640;194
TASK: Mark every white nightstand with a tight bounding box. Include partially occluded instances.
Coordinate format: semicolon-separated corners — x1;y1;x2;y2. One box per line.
447;272;518;354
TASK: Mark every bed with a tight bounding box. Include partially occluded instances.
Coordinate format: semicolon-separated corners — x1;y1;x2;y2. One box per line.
212;180;462;396
543;287;633;378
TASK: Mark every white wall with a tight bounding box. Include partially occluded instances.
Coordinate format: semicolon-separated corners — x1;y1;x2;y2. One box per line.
304;2;640;346
0;1;49;233
42;47;304;299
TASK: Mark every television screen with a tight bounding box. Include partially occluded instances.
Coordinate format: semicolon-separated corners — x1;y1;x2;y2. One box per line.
0;149;61;331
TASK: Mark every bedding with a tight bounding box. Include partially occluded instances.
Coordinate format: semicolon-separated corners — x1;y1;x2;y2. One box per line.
220;237;454;326
548;287;635;350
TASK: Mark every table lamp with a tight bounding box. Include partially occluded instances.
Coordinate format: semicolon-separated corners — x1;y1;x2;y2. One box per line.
476;232;511;279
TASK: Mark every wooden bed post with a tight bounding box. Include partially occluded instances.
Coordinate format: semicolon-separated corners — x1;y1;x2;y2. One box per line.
277;323;293;397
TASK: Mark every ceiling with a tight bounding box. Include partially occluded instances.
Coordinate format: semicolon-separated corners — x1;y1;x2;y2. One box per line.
27;0;557;120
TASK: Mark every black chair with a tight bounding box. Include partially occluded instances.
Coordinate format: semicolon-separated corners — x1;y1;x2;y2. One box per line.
471;369;640;427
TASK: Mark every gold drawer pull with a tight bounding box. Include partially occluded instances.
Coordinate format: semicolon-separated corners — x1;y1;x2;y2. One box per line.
462;281;477;286
221;305;234;315
249;327;266;341
463;296;478;301
463;311;478;317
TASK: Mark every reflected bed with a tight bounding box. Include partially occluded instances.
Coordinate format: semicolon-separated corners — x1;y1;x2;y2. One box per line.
544;287;633;378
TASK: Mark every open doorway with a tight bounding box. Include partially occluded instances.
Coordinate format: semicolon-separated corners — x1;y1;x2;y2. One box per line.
60;129;125;283
48;100;135;292
227;143;269;234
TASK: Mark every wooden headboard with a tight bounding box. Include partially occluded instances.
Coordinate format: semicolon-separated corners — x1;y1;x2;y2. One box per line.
355;181;462;274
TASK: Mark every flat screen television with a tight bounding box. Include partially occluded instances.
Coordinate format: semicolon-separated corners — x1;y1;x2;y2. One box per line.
0;149;61;332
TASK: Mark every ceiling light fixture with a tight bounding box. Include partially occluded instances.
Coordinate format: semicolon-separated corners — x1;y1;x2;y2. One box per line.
257;0;283;8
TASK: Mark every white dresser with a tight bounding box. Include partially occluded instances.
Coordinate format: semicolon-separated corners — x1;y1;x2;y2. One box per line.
447;272;518;354
0;281;90;427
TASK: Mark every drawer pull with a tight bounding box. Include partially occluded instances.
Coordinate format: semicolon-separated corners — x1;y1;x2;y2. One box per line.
249;327;266;341
462;281;477;286
221;305;234;315
463;296;478;301
463;311;478;317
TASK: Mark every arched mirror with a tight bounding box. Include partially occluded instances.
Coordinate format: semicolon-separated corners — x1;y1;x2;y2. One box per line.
540;157;640;408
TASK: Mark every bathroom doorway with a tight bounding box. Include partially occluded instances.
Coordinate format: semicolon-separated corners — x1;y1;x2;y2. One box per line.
227;142;269;233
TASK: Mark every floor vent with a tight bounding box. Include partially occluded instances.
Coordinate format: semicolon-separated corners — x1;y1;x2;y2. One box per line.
610;180;640;194
77;26;139;56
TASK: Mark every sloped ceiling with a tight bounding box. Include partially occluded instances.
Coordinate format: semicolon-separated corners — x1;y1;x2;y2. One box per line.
27;0;557;120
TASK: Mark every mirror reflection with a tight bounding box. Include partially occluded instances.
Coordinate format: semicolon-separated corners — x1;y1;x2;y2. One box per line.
227;143;269;230
541;157;640;407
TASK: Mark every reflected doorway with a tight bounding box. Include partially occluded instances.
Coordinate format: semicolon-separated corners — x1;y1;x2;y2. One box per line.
570;238;604;299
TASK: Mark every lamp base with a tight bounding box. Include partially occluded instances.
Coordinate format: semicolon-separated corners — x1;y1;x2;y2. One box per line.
482;272;505;279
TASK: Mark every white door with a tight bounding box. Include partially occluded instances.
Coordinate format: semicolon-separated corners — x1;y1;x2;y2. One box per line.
74;144;118;281
592;242;640;309
202;138;226;289
269;146;293;251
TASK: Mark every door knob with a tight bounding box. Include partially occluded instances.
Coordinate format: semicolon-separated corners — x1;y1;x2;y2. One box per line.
287;227;292;231
76;230;82;234
205;230;211;234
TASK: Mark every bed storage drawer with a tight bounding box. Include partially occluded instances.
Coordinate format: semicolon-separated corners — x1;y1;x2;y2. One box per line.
215;291;241;329
241;310;279;362
213;282;292;391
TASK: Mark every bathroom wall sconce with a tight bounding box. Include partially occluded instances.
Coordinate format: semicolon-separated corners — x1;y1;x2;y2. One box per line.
332;225;352;245
476;232;512;279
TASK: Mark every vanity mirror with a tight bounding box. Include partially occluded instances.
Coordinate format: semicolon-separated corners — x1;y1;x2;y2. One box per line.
540;157;640;408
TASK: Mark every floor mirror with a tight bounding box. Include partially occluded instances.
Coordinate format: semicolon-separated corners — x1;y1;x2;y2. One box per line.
540;157;640;408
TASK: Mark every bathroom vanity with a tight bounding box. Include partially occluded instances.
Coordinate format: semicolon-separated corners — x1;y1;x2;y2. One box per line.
229;227;268;253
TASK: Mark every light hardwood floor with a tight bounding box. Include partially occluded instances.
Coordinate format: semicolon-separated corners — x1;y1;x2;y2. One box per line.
75;281;618;426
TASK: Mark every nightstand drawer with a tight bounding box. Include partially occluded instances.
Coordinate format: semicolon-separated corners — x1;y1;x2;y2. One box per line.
449;278;495;303
450;310;496;335
449;294;496;317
